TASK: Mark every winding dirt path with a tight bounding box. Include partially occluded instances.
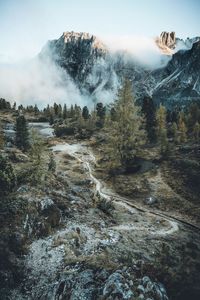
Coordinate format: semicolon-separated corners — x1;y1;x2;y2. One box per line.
52;143;183;237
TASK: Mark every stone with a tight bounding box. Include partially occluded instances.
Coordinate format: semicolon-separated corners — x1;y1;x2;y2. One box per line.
40;197;61;227
103;272;134;299
144;196;157;205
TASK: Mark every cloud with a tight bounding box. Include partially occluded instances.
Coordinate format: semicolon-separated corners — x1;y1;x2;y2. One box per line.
101;35;170;68
0;34;171;108
0;56;89;108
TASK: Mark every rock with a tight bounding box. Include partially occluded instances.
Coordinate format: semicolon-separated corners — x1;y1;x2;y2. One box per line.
40;30;200;108
40;197;54;211
103;272;134;299
156;31;176;54
144;196;158;205
139;276;169;300
54;269;96;300
17;185;29;193
40;197;61;228
9;232;26;255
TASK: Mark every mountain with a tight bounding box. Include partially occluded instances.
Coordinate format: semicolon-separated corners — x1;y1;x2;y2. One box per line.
40;32;117;103
40;31;200;108
155;31;176;55
152;40;200;107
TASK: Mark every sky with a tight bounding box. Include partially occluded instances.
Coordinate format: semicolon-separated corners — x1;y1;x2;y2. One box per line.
0;0;200;63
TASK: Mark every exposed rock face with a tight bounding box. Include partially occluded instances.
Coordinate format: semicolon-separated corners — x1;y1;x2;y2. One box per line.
40;31;200;108
152;40;200;107
156;31;176;54
47;269;169;300
40;31;116;102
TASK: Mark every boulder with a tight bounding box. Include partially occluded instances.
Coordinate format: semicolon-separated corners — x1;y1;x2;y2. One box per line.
40;197;61;227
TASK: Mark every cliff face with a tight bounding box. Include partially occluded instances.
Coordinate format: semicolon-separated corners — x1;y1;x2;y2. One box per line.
155;31;176;55
152;40;200;107
41;31;117;102
40;31;200;108
41;32;107;84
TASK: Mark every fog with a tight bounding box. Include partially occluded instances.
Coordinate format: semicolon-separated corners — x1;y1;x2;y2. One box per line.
102;35;170;68
0;57;90;108
0;34;170;108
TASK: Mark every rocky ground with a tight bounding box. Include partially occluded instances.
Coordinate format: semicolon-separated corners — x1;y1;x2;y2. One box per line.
0;121;200;300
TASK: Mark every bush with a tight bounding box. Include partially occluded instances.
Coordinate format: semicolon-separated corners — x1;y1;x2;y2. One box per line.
0;155;16;194
97;197;115;215
54;125;76;137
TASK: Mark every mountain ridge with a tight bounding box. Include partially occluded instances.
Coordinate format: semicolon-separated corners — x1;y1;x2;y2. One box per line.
40;31;200;108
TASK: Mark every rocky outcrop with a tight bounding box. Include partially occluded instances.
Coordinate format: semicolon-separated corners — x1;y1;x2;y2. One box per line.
155;31;176;54
152;40;200;107
48;268;169;300
40;31;200;108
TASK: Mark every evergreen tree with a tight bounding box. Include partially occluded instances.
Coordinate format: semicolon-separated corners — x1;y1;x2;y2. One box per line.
82;106;90;120
156;104;168;153
193;121;200;142
49;114;54;125
178;112;187;143
0;122;4;149
34;104;39;115
0;98;11;110
186;103;200;133
171;122;178;143
15;115;30;151
58;104;62;118
70;105;75;118
48;152;56;173
77;114;86;130
74;105;82;120
29;129;47;184
110;107;117;121
106;79;146;169
63;104;67;119
142;96;157;142
86;111;97;132
18;104;24;113
54;103;59;115
13;102;16;110
0;155;16;194
96;102;106;128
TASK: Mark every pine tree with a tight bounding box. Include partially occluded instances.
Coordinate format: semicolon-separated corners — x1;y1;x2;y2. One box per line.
49;113;54;125
0;155;16;194
193;121;200;142
86;110;97;132
58;104;62;118
44;104;51;118
29;129;47;184
82;106;90;120
63;104;67;119
187;103;200;130
0;122;4;149
171;122;178;143
142;96;157;142
48;152;56;173
70;105;75;118
156;104;168;153
34;104;39;115
106;79;146;169
54;103;59;115
96;102;106;128
15;115;30;151
74;105;82;120
178;112;187;143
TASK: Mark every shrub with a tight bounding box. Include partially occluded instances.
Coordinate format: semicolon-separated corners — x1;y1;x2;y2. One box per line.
0;155;16;194
97;197;115;215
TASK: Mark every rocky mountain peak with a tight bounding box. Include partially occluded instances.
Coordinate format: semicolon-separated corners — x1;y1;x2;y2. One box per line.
155;31;176;55
62;31;107;52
